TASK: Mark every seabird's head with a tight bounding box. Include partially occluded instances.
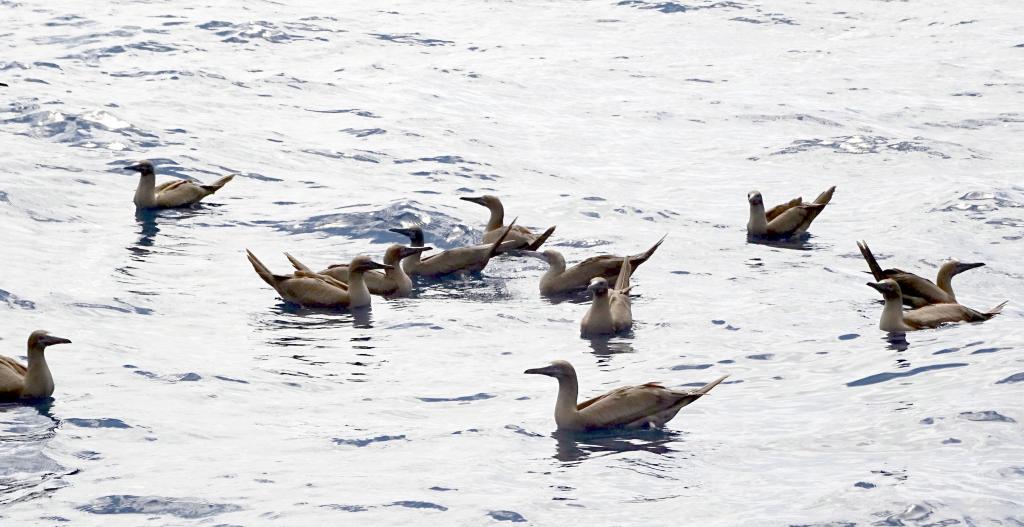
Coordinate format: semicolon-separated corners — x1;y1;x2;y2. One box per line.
524;360;576;379
940;259;985;277
867;279;902;300
349;255;392;273
460;195;500;209
389;226;425;247
747;191;763;206
587;277;610;297
124;160;155;176
383;244;432;264
28;330;72;351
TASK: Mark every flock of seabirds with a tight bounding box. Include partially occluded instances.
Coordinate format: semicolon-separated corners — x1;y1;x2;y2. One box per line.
0;160;1009;433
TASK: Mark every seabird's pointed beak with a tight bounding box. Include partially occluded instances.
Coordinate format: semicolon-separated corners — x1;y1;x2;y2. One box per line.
954;262;985;275
124;164;143;172
398;246;432;259
367;261;393;271
866;282;884;292
460;196;487;206
389;227;413;237
524;365;557;376
39;335;72;348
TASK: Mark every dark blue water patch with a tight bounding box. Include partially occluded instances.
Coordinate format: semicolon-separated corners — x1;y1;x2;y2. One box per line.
846;363;968;387
395;155;485;166
583;196;606;201
489;510;527;522
430;486;456;492
942;438;961;444
838;333;859;341
340;127;385;137
959;411;1015;423
387;501;447;511
79;495;241;518
64;418;131;429
333;434;407;447
0;289;36;310
933;347;960;355
24;78;48;84
670;363;712;370
854;481;875;489
617;1;742;14
305;108;380;118
746;354;773;360
370;33;453;47
998;466;1024;478
418;393;495;403
971;347;1008;355
997;372;1024;384
214;375;249;384
174;373;202;382
197;20;326;44
952;91;982;97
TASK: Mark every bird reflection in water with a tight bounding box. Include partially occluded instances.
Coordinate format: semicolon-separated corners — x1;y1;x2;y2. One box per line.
553;428;682;463
260;303;375;335
130;209;161;258
884;332;909;352
587;336;635;361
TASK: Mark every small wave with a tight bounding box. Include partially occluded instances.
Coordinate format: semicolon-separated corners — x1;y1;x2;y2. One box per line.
370;33;453;47
79;495;242;518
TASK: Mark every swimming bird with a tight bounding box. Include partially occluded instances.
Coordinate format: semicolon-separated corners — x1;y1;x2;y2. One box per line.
1;330;72;401
389;220;518;277
246;250;389;308
315;244;433;298
524;360;727;432
866;279;1006;332
746;186;835;239
580;257;633;336
534;235;666;295
460;195;555;250
857;241;984;308
126;160;234;209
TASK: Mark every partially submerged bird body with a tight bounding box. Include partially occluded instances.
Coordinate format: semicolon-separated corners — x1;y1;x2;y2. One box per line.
858;241;984;308
0;331;72;401
461;195;555;251
867;279;1006;332
747;186;835;239
127;160;234;209
525;360;727;432
580;256;633;336
247;251;389;308
391;221;517;278
320;244;432;297
537;235;665;295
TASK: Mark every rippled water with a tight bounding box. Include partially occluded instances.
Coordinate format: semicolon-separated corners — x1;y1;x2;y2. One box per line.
2;0;1023;524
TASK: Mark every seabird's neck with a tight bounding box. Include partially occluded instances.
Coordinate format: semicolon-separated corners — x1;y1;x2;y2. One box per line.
22;346;54;398
880;295;911;332
747;202;767;236
347;271;372;308
554;374;581;429
486;203;504;232
134;174;157;208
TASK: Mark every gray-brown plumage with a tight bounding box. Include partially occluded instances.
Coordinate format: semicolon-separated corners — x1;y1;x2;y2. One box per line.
127;160;234;209
461;195;555;251
857;241;984;308
524;360;727;432
317;244;432;298
747;186;835;239
247;250;389;308
0;330;72;401
866;279;1006;332
389;220;518;277
535;235;666;295
580;256;633;336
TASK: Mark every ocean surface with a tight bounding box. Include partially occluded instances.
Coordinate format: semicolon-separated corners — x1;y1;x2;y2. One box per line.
2;0;1023;525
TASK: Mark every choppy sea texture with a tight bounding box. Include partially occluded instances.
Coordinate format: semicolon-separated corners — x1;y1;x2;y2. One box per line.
2;0;1023;525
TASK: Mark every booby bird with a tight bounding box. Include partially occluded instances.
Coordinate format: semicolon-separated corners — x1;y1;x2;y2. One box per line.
1;330;72;401
580;257;633;336
315;244;433;298
388;220;518;277
857;241;984;308
126;160;235;209
461;195;556;250
746;186;835;239
535;235;666;295
246;250;390;308
524;360;727;432
866;279;1006;332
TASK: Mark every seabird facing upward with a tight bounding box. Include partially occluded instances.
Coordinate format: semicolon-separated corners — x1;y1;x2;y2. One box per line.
460;195;555;250
1;330;72;401
126;160;234;209
534;235;666;295
866;279;1006;332
389;220;518;277
858;241;984;308
319;244;433;298
747;186;835;239
580;256;633;336
247;250;390;308
524;360;727;432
